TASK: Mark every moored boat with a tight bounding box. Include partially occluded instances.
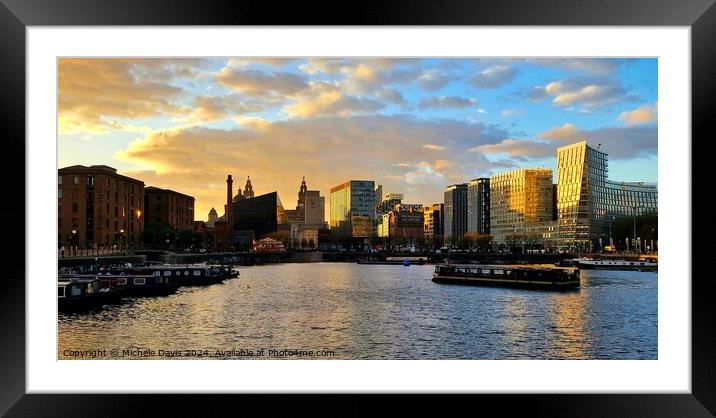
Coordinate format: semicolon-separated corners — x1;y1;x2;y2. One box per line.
432;264;580;290
575;258;657;271
106;263;238;286
58;277;125;311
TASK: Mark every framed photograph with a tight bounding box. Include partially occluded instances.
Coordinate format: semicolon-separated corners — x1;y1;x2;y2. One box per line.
4;0;710;415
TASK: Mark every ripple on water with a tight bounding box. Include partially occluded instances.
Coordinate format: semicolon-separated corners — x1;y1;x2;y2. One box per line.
58;264;657;360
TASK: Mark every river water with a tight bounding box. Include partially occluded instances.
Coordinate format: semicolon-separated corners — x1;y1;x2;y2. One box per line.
58;263;657;360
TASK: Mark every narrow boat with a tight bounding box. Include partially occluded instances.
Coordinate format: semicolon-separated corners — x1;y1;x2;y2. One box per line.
432;264;580;290
575;258;657;271
106;263;238;287
58;277;125;311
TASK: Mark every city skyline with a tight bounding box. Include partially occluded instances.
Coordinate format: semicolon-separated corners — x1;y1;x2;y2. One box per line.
58;57;658;221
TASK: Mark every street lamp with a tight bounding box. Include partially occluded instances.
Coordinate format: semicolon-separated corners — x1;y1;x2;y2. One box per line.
632;206;644;254
119;228;125;250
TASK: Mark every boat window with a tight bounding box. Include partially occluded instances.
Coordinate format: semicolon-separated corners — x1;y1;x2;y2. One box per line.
58;286;65;298
494;270;504;275
71;286;82;296
117;278;127;285
154;271;161;276
164;271;171;276
134;277;146;285
481;269;491;275
184;271;189;275
194;270;201;276
175;271;180;276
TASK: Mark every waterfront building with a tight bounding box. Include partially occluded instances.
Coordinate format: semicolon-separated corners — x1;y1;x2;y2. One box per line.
329;180;376;237
144;187;195;232
376;193;404;215
374;184;383;216
423;203;444;239
233;191;283;240
467;178;490;235
378;213;391;237
58;165;144;247
386;203;424;240
206;207;218;228
444;183;468;243
556;141;657;251
490;168;554;246
242;176;255;199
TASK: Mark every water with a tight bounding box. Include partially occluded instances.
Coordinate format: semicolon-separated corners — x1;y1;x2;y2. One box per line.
58;263;657;359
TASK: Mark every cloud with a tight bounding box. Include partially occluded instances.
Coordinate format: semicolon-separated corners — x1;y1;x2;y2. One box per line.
469;139;554;159
116;115;513;218
618;103;658;125
527;78;634;111
418;96;478;109
470;65;517;89
182;95;265;123
539;123;657;159
375;87;407;105
500;108;526;117
529;58;620;76
226;58;300;67
58;58;204;134
416;69;451;91
282;83;384;118
216;67;309;98
422;144;446;151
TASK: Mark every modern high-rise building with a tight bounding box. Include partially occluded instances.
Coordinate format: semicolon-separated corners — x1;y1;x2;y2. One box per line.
329;180;376;237
490;168;554;245
58;165;144;247
444;183;468;243
556;141;657;250
144;186;195;232
467;178;490;235
423;203;444;239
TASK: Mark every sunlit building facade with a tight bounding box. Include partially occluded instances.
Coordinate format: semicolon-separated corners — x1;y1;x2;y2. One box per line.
144;186;195;232
490;168;554;245
423;203;444;239
58;165;144;248
556;141;657;250
329;180;376;237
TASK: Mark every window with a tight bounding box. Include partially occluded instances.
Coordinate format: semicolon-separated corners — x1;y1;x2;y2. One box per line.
73;176;79;185
117;278;127;285
114;206;118;216
193;270;201;276
58;189;63;198
58;286;65;297
106;219;109;228
164;271;171;276
134;278;146;285
72;202;78;213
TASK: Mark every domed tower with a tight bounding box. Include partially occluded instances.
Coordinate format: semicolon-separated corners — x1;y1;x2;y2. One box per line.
298;176;307;209
243;176;254;199
233;185;243;202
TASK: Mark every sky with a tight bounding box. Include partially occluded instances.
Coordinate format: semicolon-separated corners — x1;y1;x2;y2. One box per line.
58;58;658;221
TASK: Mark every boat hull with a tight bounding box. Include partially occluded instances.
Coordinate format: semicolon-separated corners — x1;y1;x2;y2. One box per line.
432;274;580;290
432;264;580;290
576;262;657;271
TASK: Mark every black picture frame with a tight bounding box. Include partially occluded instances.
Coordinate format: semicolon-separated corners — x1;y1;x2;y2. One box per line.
1;0;710;415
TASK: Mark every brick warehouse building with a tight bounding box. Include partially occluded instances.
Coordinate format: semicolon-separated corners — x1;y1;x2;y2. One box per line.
144;186;195;232
58;165;144;248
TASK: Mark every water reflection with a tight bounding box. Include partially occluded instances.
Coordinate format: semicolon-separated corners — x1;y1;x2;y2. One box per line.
58;264;657;360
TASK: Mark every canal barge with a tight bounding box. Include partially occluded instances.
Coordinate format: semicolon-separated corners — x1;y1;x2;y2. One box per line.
107;264;238;286
58;277;125;311
432;264;580;290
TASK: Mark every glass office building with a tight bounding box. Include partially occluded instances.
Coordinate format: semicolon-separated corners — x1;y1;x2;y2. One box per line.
467;178;490;235
329;180;376;237
490;168;554;245
444;183;468;243
556;141;657;250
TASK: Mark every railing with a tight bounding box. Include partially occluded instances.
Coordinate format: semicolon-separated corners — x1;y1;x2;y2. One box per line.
58;247;126;258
